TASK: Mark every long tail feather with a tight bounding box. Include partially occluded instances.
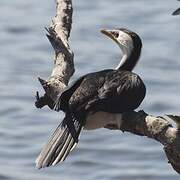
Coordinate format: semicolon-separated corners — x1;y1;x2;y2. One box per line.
36;115;83;169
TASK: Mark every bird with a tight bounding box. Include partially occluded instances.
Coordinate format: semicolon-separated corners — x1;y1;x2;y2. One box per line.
172;8;180;15
36;28;146;169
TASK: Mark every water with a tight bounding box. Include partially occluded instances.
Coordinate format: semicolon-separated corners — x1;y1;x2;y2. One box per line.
0;0;180;179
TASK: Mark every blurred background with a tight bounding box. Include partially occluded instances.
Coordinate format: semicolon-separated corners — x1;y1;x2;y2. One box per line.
0;0;180;179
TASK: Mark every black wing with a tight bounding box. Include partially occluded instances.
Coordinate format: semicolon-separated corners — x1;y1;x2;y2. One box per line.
54;75;86;112
69;70;146;113
94;71;146;113
55;70;145;114
55;69;112;112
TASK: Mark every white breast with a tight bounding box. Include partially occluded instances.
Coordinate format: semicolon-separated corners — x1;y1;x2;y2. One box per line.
84;111;122;130
115;30;134;70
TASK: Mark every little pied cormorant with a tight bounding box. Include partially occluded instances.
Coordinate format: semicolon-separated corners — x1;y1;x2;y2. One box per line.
36;28;146;168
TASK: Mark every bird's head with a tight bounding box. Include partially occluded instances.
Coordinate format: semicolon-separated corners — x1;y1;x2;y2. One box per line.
100;28;142;70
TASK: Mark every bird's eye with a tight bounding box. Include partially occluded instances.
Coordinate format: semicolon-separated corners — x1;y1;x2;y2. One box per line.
111;31;119;38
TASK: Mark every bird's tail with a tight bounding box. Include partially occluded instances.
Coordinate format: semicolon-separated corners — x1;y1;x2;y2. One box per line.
36;114;83;169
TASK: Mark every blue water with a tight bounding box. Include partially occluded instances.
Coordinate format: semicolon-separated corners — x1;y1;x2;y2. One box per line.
0;0;180;179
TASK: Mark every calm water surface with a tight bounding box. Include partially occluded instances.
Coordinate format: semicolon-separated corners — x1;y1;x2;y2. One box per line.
0;0;180;179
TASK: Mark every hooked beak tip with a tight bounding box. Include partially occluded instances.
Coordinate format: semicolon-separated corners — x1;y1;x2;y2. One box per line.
100;29;117;43
100;29;106;33
100;29;109;36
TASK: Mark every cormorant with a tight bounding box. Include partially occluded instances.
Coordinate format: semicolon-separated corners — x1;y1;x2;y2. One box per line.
36;28;146;168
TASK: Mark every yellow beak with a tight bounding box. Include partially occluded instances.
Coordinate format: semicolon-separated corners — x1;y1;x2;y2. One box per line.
100;29;118;44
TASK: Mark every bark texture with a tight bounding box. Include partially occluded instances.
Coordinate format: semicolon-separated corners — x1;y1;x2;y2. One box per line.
117;111;180;174
35;0;74;109
35;0;180;174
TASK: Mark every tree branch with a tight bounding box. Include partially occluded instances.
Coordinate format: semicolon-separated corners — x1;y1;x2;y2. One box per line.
35;0;180;175
105;111;180;174
35;0;74;108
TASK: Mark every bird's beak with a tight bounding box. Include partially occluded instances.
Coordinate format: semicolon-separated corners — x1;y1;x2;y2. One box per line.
100;29;118;43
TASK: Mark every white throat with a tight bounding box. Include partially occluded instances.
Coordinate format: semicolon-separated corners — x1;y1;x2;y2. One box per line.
115;54;128;70
115;31;134;70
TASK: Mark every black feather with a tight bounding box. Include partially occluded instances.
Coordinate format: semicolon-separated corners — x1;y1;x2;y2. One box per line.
36;114;83;168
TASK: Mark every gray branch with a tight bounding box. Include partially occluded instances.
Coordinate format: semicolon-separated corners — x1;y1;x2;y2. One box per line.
35;0;74;109
35;0;180;174
105;111;180;174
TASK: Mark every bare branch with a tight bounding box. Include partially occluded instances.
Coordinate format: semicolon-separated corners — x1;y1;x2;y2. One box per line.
104;111;180;174
35;0;74;108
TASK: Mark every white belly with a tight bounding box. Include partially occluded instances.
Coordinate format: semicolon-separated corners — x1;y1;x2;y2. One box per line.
84;111;122;130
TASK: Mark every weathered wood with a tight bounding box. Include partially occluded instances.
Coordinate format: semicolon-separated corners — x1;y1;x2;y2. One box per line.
35;0;180;174
35;0;74;108
106;111;180;174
